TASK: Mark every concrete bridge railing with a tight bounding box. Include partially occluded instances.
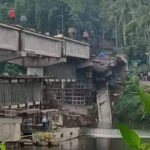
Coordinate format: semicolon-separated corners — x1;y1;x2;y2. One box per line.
0;24;19;51
63;37;90;59
21;30;62;57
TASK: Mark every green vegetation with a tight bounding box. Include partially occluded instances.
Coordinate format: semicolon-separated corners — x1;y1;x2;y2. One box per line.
118;123;150;150
118;123;141;149
129;64;150;76
114;76;150;129
0;63;26;76
3;63;26;76
118;77;150;150
0;143;6;150
1;0;150;57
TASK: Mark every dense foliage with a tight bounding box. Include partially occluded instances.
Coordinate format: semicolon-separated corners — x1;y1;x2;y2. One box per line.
0;62;26;76
118;77;150;150
114;76;150;129
1;0;150;56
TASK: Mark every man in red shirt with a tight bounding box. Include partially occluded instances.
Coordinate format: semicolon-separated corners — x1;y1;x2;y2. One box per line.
8;8;16;20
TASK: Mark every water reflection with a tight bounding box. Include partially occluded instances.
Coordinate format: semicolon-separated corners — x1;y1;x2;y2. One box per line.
21;137;150;150
96;138;110;150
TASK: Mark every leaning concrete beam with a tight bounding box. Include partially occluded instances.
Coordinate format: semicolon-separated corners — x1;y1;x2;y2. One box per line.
97;88;112;129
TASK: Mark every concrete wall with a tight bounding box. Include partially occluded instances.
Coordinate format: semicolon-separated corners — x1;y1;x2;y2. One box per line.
63;38;90;59
45;62;77;79
54;128;80;142
0;117;22;141
27;67;44;76
21;31;62;57
0;24;19;51
32;128;80;143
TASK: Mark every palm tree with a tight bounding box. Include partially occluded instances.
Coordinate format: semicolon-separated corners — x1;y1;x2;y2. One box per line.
101;0;149;49
125;1;150;48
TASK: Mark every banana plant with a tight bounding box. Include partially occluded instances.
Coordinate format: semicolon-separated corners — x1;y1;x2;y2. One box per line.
118;123;150;150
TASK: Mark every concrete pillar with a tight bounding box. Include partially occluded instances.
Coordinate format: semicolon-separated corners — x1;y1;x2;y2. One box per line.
27;67;44;76
58;114;63;126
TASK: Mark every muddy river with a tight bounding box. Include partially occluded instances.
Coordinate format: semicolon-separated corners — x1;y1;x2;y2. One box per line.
21;136;147;150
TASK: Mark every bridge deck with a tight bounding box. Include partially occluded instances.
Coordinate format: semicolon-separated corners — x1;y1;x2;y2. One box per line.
0;23;90;59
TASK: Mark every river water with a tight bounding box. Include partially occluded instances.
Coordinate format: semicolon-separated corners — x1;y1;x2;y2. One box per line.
21;136;146;150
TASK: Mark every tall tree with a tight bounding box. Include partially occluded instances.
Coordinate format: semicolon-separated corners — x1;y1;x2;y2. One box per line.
48;1;73;35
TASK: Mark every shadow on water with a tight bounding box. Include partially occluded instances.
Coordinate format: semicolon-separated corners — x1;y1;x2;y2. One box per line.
20;137;150;150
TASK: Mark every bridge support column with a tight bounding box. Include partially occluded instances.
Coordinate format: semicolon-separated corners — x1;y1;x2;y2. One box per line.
27;67;44;76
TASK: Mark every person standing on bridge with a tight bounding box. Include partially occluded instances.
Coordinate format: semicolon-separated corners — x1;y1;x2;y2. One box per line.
8;8;16;20
8;8;16;25
83;30;89;42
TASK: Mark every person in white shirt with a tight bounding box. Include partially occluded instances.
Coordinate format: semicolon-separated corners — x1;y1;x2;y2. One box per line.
42;116;48;131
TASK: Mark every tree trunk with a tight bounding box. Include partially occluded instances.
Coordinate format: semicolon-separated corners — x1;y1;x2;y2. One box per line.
115;18;119;53
123;21;127;46
102;28;105;51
